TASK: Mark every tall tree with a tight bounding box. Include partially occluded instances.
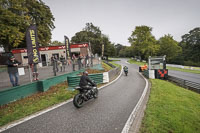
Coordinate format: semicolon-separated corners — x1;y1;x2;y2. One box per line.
128;25;159;60
179;27;200;64
50;40;63;46
102;35;115;57
0;0;55;52
71;23;114;57
114;44;125;57
119;46;132;57
158;34;182;63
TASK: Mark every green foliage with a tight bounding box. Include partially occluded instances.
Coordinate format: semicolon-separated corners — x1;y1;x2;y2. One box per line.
71;23;115;57
0;0;55;51
158;34;182;63
179;27;200;65
119;46;133;57
128;25;159;60
50;40;63;46
128;59;146;66
114;44;125;57
140;79;200;133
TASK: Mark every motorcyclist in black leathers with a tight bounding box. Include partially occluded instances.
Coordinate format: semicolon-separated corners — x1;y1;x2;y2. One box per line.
79;71;95;90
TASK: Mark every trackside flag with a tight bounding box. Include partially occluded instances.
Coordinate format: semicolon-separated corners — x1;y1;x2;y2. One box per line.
26;25;40;64
64;36;71;59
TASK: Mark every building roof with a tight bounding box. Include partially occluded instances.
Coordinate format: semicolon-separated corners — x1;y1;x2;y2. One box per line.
12;43;89;54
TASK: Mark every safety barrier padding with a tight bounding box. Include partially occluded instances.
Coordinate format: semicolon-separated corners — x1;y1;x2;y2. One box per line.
0;65;102;106
0;82;39;105
155;69;168;79
67;73;103;87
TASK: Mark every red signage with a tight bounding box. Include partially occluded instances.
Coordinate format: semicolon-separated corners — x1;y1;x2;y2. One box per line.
12;43;89;54
12;49;27;54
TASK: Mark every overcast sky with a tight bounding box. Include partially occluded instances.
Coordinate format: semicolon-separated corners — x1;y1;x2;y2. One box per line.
42;0;200;46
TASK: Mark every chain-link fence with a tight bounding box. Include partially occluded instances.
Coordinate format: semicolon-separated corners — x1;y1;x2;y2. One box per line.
0;57;101;90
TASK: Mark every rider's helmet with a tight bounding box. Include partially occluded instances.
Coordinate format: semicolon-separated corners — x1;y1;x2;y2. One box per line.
83;71;88;76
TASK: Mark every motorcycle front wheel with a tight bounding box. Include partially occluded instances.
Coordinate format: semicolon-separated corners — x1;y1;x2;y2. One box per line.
93;88;98;98
73;94;84;108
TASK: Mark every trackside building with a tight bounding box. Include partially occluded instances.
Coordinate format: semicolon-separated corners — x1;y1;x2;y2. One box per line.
11;43;90;66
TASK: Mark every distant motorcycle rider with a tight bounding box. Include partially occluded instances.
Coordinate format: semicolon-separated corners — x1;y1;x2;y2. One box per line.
79;71;95;90
123;66;128;72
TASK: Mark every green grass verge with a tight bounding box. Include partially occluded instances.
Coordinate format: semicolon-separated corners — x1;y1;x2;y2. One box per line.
128;59;147;66
140;79;200;133
109;61;122;69
102;62;113;71
128;59;200;74
167;66;200;74
0;82;77;127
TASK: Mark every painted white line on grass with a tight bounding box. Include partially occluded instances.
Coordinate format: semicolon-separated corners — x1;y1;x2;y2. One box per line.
0;66;123;132
121;72;148;133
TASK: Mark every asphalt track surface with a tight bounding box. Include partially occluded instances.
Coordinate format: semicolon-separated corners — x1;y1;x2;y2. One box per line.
1;59;146;133
168;70;200;83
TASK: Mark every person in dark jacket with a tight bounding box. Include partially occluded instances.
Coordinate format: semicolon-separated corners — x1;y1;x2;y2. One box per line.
79;71;94;90
7;56;21;87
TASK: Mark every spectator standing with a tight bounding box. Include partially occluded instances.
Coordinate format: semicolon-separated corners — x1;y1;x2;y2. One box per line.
30;63;39;81
6;56;21;87
51;56;58;76
81;54;85;67
91;54;94;67
60;55;66;72
85;54;89;67
77;54;82;70
72;54;76;71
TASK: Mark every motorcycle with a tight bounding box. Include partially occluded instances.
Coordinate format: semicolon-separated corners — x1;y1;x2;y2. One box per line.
73;81;98;108
124;69;128;76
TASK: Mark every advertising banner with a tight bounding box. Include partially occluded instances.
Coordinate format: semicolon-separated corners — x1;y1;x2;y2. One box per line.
26;25;40;64
64;36;71;59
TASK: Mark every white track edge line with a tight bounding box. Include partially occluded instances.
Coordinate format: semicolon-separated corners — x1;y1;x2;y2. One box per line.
0;66;123;132
121;72;148;133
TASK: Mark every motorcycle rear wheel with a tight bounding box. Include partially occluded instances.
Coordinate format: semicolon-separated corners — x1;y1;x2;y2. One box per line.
73;94;84;108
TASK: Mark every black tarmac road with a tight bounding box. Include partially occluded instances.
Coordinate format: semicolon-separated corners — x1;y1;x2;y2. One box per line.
2;59;146;133
168;70;200;83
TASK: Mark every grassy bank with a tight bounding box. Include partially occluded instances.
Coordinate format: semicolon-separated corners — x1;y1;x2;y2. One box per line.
0;82;77;127
140;79;200;133
167;66;200;74
128;59;146;66
109;61;121;69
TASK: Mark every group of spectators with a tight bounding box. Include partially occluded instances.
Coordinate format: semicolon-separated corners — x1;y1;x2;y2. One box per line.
51;54;93;73
51;55;67;73
73;54;94;70
6;54;95;87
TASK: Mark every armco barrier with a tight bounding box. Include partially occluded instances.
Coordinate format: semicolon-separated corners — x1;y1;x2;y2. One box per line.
0;63;107;105
168;75;200;93
108;67;120;81
0;69;85;105
67;73;103;88
0;82;39;105
40;69;84;92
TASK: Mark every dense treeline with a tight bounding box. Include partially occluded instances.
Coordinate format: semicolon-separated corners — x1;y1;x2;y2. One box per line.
117;26;200;66
0;0;55;52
